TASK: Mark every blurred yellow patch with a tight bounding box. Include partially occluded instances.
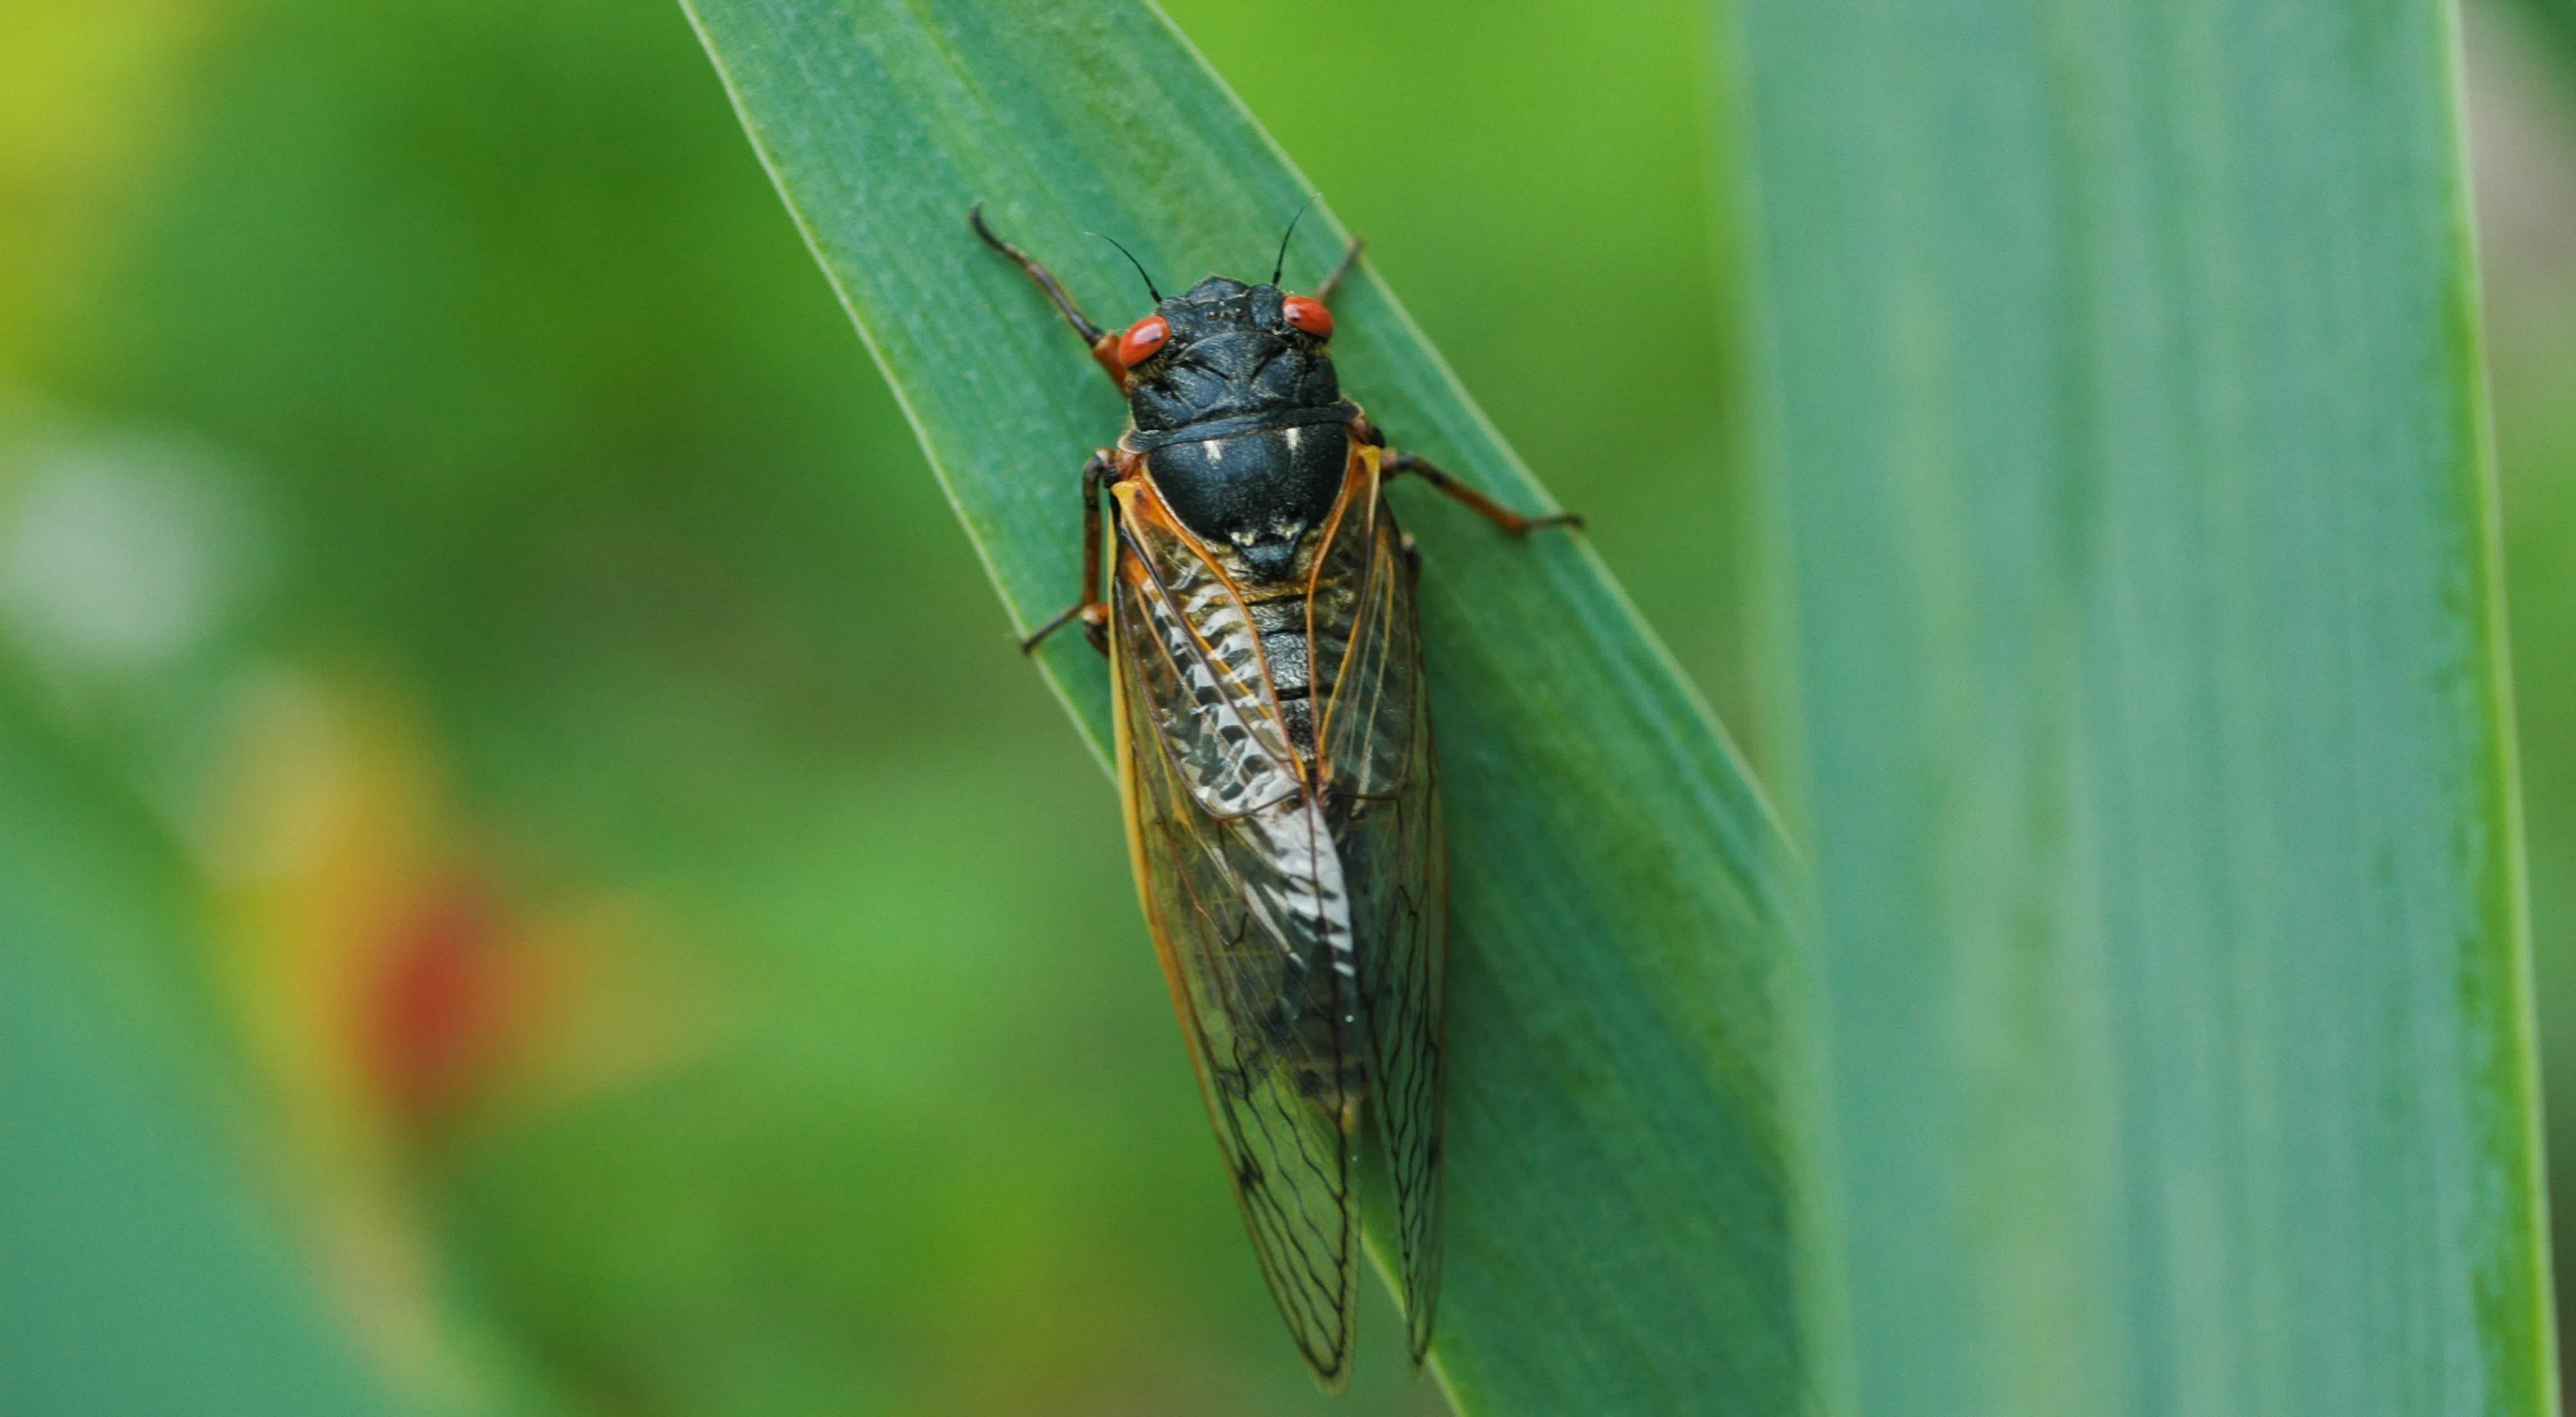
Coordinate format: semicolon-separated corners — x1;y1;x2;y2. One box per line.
0;0;226;372
194;665;703;1401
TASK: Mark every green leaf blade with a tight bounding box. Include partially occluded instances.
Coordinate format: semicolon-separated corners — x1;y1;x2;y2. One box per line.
1733;0;2555;1411
681;2;1825;1412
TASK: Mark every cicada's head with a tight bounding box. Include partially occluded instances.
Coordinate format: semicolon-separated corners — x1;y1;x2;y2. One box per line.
1112;275;1347;437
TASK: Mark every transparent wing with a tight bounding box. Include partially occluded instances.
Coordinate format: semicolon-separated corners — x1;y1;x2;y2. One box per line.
1110;482;1364;1391
1310;460;1448;1361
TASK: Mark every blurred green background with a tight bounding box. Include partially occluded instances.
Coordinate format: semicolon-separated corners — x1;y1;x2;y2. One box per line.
0;0;2566;1412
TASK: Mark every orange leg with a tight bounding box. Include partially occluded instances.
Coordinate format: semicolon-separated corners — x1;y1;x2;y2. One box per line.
1383;451;1582;535
969;203;1130;392
1315;236;1364;307
1021;450;1117;656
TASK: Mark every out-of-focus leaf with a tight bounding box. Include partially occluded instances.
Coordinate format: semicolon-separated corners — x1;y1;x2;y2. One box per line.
1732;0;2557;1411
2499;0;2576;82
677;2;1825;1411
0;680;400;1417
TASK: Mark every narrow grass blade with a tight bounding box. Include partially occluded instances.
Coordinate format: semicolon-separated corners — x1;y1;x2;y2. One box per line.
1730;0;2557;1411
679;1;1824;1410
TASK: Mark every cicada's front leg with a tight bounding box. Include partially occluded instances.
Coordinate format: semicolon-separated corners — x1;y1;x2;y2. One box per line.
1314;235;1365;307
1021;450;1117;656
970;203;1131;392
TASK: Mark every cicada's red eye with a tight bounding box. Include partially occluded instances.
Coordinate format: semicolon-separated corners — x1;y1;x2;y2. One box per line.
1281;295;1334;339
1117;315;1170;368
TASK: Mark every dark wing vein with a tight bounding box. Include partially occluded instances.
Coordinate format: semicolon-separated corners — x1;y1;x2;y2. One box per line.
1312;466;1448;1362
1112;486;1363;1389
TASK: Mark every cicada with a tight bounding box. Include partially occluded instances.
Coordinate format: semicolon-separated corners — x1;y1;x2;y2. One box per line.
972;204;1575;1390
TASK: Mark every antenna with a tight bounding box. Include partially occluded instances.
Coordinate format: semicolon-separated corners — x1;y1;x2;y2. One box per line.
1088;233;1164;303
1271;196;1316;286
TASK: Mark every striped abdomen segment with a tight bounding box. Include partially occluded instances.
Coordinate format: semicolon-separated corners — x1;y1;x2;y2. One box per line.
1240;579;1364;1116
1247;589;1320;755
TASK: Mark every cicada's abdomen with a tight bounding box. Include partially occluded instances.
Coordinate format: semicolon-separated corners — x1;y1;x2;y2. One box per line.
1244;589;1318;752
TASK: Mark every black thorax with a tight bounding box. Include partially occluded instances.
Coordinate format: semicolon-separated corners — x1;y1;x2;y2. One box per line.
1122;276;1356;585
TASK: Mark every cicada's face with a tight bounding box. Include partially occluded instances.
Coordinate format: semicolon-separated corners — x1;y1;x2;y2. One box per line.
1113;276;1344;436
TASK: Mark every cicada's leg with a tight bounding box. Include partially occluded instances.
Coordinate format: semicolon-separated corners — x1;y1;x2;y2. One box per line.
1314;236;1364;307
1021;450;1117;656
969;203;1130;390
1381;450;1583;535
